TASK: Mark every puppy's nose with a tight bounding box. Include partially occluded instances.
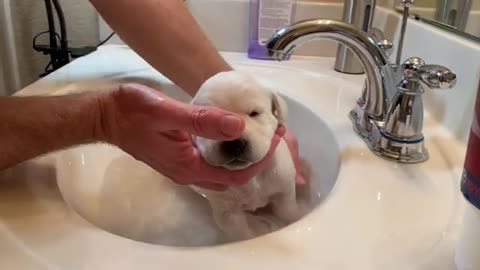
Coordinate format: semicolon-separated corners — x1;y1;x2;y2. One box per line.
221;139;248;158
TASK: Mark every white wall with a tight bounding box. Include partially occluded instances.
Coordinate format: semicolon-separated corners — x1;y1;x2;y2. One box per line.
10;0;99;89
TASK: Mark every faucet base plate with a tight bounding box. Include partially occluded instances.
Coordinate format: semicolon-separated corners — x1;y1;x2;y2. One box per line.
349;109;429;164
371;142;429;164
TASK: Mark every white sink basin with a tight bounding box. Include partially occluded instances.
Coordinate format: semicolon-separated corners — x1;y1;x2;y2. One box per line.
0;49;468;270
56;91;341;246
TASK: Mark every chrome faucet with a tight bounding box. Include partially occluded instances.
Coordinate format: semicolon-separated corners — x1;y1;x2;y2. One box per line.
266;19;457;163
334;0;376;74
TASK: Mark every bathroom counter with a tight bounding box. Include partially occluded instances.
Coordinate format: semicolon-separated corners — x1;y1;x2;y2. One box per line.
0;45;468;270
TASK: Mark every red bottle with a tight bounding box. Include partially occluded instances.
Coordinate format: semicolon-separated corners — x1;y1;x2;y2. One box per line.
461;80;480;207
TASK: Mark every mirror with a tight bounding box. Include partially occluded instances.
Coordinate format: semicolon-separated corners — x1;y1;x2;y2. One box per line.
379;0;480;42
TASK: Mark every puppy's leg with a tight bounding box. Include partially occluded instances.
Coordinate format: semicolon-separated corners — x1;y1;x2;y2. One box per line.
271;190;302;223
212;208;254;241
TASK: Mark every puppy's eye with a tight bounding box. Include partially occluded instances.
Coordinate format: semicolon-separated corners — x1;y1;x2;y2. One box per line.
249;111;259;117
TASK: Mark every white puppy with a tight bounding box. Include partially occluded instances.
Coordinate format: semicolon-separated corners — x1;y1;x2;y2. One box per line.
191;71;300;241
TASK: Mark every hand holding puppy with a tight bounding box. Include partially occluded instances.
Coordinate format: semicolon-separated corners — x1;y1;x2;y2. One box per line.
283;130;307;186
97;83;288;190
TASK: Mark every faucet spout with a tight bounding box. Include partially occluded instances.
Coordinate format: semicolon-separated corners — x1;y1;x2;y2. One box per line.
266;19;391;120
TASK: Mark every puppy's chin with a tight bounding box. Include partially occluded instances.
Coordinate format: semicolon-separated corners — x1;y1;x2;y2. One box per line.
223;160;253;171
198;152;254;171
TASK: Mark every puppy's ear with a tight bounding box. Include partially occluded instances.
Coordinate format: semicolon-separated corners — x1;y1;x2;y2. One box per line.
271;92;288;123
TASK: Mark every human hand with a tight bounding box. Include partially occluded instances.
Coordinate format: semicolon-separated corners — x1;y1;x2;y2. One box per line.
97;83;285;191
283;130;307;186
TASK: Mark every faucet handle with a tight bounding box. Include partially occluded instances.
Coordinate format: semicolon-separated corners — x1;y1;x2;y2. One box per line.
379;55;456;163
401;57;457;91
417;65;457;89
368;28;394;56
377;40;394;56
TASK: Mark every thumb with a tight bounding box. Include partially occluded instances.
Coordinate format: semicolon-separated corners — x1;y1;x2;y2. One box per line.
160;99;245;140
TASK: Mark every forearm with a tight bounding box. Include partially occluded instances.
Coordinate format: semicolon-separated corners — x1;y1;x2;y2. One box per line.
0;92;103;170
90;0;232;96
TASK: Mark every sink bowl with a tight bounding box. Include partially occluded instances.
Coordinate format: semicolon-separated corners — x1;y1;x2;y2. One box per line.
56;78;341;247
1;49;468;270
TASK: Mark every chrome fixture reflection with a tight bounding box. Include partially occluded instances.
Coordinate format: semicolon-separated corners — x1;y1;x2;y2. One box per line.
435;0;472;32
334;0;376;74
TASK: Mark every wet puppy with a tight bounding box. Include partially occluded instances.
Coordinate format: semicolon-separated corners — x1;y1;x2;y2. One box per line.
191;71;300;241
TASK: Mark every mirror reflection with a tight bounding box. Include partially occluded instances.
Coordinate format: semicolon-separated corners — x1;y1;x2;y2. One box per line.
379;0;480;41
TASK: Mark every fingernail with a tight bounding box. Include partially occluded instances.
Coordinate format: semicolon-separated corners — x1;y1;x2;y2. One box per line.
221;115;243;137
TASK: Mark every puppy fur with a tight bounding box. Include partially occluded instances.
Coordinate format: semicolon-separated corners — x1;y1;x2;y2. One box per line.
191;71;300;241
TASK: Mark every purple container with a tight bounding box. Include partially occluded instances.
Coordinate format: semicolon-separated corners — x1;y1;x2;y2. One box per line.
248;0;296;60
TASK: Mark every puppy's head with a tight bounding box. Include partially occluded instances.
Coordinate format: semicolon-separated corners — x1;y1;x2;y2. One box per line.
192;71;287;170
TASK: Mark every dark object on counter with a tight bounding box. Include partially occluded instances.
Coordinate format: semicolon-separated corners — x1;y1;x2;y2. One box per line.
33;0;116;77
461;80;480;208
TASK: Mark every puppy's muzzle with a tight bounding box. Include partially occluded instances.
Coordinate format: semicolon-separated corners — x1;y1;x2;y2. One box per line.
221;139;248;158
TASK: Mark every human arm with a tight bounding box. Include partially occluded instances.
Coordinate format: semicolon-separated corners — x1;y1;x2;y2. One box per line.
283;131;308;186
89;0;230;96
0;85;284;190
0;92;101;170
0;0;303;190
